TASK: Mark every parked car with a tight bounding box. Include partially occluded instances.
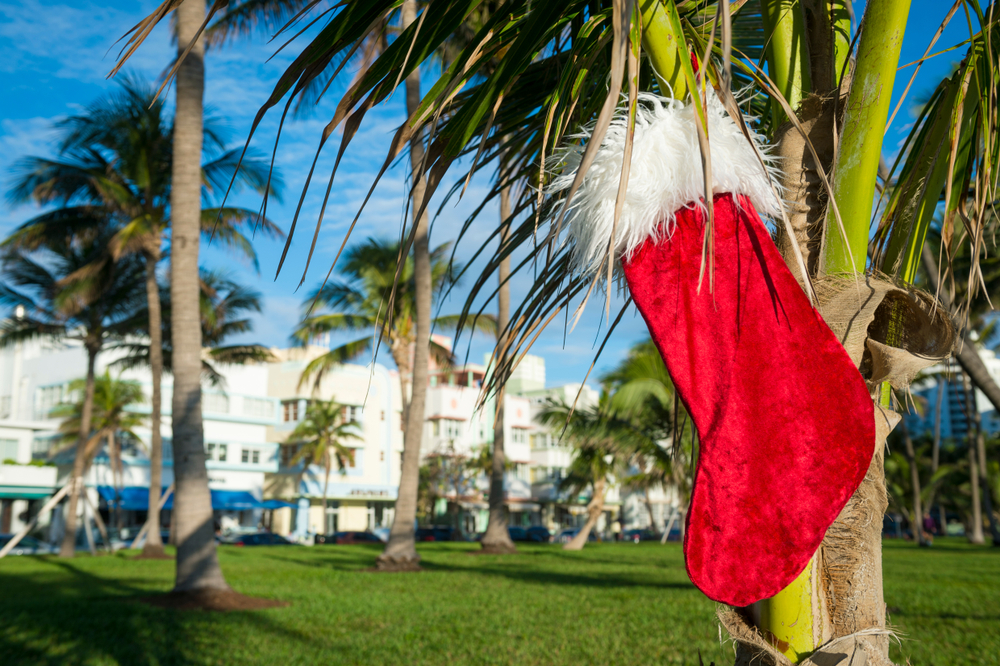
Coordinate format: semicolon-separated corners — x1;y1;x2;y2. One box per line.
526;526;552;543
226;532;293;546
372;527;390;543
622;528;660;543
557;528;597;544
508;526;528;541
315;531;382;545
0;535;55;555
415;525;462;542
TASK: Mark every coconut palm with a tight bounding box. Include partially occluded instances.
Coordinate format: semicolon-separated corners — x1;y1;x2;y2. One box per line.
0;223;145;557
6;77;282;558
293;236;494;558
537;394;645;550
603;339;694;539
286;399;362;531
50;371;146;533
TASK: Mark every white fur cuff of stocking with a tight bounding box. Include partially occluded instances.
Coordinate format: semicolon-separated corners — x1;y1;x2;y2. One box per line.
548;93;781;277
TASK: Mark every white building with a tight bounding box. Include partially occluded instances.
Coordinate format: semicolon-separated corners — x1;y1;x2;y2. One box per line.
0;335;279;544
262;346;403;537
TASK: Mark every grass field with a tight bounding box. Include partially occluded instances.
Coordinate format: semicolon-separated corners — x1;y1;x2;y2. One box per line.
0;539;996;666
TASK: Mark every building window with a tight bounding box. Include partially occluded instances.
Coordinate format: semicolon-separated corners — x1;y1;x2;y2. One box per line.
280;444;298;467
36;385;64;418
346;451;359;469
342;405;362;423
206;442;228;462
241;448;261;464
282;400;299;422
243;397;275;419
0;395;10;419
511;429;527;444
202;393;230;414
0;439;18;463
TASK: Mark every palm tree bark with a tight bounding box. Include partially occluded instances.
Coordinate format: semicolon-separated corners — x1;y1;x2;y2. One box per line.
377;0;428;571
563;477;605;551
142;249;166;556
60;348;98;558
481;185;516;554
170;0;228;592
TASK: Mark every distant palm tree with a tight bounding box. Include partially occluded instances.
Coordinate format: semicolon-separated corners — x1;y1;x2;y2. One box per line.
603;339;694;540
294;237;494;564
112;270;275;387
6;76;282;558
0;224;145;557
50;371;146;532
537;395;643;551
287;399;362;532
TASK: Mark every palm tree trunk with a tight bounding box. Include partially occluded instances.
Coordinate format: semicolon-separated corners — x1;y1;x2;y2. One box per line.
170;0;228;592
378;0;429;571
563;477;605;551
60;348;98;558
975;426;998;543
323;460;331;535
933;379;947;533
481;185;516;554
644;488;658;532
962;371;985;545
899;419;927;546
143;250;166;556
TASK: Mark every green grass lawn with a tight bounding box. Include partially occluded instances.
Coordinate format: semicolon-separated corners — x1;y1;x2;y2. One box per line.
0;539;996;666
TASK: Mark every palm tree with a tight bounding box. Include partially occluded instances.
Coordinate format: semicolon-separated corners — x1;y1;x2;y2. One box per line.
0;223;145;557
6;78;282;558
114;0;1000;658
293;238;482;397
604;339;694;540
112;270;275;387
50;372;146;533
537;394;643;550
287;399;362;532
884;434;954;545
293;236;494;563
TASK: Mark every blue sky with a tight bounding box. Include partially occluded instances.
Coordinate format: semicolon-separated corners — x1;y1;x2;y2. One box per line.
0;0;977;387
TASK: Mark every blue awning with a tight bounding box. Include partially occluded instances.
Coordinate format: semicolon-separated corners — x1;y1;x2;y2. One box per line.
98;487;263;511
260;499;296;509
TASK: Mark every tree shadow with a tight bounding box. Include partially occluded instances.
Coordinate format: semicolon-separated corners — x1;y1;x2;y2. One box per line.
417;557;696;590
0;556;335;666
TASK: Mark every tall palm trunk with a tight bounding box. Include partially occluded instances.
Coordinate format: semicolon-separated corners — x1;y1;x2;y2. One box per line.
481;185;516;553
378;0;429;570
60;347;98;558
962;371;985;544
933;379;947;535
563;477;605;551
899;419;927;545
142;248;166;556
170;0;228;591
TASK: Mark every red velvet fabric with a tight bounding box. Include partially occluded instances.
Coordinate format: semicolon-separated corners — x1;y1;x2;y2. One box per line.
622;193;874;607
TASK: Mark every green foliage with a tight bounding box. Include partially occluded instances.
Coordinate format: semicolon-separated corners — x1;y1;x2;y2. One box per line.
4;76;284;273
287;399;362;476
49;371;147;457
292;237;495;391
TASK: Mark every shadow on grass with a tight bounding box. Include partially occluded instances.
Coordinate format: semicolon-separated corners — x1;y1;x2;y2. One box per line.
0;557;326;666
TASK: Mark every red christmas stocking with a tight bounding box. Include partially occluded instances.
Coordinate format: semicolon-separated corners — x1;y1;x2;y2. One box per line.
553;95;875;606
